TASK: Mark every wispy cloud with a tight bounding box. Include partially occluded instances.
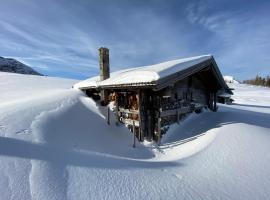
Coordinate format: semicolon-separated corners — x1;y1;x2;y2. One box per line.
0;0;269;80
185;0;270;78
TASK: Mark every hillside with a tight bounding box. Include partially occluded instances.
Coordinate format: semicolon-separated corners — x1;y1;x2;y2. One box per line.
0;72;270;200
0;56;42;75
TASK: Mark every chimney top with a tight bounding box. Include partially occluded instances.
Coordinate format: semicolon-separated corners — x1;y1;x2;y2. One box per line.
99;47;109;51
99;47;110;81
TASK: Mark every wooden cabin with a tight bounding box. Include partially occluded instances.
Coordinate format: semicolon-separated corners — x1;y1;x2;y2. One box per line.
74;48;233;142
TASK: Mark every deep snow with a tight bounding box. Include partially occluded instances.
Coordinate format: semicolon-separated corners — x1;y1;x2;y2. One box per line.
1;72;270;200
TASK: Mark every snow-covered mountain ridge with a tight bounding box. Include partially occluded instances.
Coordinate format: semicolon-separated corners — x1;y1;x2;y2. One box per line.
0;72;270;200
0;56;42;75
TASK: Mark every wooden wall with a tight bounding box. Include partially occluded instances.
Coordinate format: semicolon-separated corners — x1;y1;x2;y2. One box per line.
104;71;218;142
159;75;209;106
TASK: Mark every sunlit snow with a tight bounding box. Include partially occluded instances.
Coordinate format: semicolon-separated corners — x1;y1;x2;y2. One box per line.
0;72;270;200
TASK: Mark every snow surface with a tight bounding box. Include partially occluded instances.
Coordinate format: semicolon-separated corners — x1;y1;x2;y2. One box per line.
223;75;239;84
74;55;211;89
1;72;270;200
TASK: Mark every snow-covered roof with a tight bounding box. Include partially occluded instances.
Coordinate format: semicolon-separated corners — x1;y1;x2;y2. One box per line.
74;55;212;89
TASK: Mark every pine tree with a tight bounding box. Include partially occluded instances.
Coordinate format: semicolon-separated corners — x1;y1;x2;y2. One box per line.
243;75;270;88
266;76;270;87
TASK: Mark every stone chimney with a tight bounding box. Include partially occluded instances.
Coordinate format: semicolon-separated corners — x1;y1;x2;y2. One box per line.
98;47;110;105
99;47;110;81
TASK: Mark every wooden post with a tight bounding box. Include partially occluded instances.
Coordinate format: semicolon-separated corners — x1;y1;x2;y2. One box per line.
107;106;110;125
147;111;152;140
213;92;217;112
157;117;161;145
140;90;145;141
115;92;119;125
176;109;179;124
137;89;143;141
209;92;214;111
133;120;136;148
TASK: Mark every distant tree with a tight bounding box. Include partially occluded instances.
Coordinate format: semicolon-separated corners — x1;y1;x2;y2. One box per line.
262;78;266;86
255;75;260;85
243;75;270;88
266;76;270;87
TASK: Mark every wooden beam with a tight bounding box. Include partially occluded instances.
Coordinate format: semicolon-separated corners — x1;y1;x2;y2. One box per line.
133;120;136;148
213;92;217;112
122;119;140;127
157;117;161;145
107;106;110;125
154;60;212;91
115;92;120;124
176;109;179;124
137;89;143;141
118;108;139;114
160;106;191;117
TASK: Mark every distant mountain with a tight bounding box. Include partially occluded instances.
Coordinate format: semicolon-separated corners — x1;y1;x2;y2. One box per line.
0;56;43;76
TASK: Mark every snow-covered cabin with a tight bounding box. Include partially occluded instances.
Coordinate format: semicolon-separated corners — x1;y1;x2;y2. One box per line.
74;48;232;142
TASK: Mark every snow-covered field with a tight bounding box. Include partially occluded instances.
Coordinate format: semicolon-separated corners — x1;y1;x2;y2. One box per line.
1;72;270;200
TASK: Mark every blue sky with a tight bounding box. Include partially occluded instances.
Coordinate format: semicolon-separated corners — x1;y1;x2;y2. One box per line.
0;0;269;80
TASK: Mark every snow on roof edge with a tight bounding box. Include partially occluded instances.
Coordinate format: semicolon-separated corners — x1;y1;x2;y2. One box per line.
74;55;212;89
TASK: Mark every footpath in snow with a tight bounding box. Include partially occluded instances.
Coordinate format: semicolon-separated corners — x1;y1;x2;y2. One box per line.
0;72;270;200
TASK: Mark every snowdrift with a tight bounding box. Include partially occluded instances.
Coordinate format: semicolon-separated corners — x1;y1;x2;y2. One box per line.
223;75;239;84
1;72;270;200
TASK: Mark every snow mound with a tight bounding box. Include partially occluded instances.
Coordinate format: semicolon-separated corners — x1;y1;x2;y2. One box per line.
1;72;270;199
223;75;239;84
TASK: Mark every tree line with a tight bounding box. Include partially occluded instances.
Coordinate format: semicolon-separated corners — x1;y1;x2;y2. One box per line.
243;75;270;87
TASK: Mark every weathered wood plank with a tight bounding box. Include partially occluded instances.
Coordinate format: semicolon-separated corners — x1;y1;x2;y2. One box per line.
119;108;139;114
160;106;191;117
115;92;120;123
107;106;110;125
137;89;143;141
157;117;161;145
122;119;140;127
133;120;136;148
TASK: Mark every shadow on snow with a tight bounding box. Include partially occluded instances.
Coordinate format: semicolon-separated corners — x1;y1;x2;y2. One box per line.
0;136;180;169
161;105;270;145
232;103;270;109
